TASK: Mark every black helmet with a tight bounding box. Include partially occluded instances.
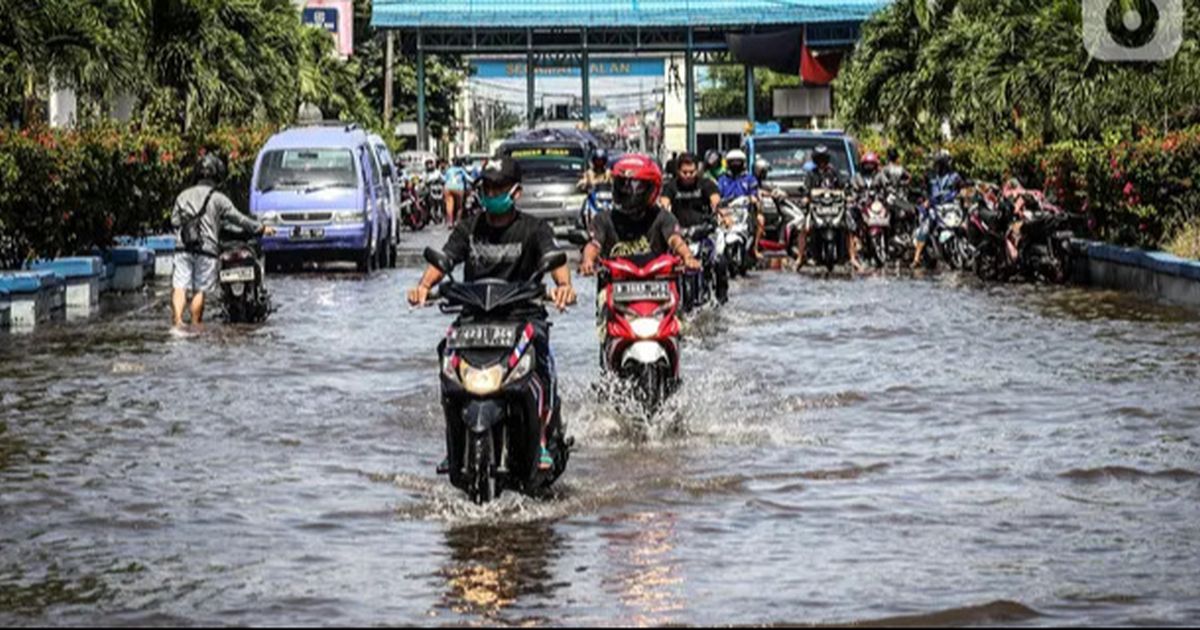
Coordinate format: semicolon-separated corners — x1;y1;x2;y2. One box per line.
196;153;226;183
886;147;900;163
813;145;831;165
934;149;952;167
591;148;608;168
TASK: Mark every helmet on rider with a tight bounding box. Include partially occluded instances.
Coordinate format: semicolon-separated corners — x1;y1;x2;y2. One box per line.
424;159;435;172
725;149;747;176
704;149;722;172
886;147;900;163
812;145;831;169
861;152;880;175
196;153;227;183
934;149;952;172
591;148;609;172
611;154;663;219
753;157;770;183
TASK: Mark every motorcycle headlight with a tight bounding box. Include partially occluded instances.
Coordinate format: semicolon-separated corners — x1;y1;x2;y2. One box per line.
458;361;504;396
333;210;365;224
504;352;534;385
630;317;660;339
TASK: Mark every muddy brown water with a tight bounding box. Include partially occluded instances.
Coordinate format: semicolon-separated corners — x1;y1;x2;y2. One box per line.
1;264;1199;626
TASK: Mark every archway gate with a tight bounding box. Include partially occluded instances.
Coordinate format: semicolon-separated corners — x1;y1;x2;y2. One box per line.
371;1;888;152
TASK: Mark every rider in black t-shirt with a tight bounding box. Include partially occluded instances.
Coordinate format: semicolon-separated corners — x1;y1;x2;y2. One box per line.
409;158;576;472
660;153;721;229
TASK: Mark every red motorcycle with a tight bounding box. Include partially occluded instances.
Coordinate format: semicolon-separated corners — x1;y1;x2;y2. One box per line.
598;253;683;417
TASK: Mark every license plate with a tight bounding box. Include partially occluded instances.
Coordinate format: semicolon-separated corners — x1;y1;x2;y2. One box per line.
612;280;672;303
291;227;325;240
220;267;255;283
447;324;518;350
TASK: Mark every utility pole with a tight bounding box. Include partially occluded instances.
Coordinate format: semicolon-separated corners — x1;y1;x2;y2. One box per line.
383;31;395;128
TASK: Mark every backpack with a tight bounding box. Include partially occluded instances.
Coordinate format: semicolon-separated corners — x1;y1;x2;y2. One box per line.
179;187;216;252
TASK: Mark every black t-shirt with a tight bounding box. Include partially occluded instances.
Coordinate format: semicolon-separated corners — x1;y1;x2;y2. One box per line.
591;209;680;258
662;177;719;228
442;210;558;282
806;166;846;192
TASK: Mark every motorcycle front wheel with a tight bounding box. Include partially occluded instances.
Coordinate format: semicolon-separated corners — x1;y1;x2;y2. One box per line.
637;364;668;419
466;429;497;505
873;233;889;267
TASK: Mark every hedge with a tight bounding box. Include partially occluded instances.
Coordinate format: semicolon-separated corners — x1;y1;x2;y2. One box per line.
867;125;1200;253
0;124;277;269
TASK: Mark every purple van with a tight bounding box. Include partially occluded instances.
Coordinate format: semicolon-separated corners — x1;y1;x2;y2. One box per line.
250;124;391;272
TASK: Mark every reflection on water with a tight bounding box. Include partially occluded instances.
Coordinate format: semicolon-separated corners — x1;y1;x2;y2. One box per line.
1;268;1199;625
600;511;684;627
437;522;563;623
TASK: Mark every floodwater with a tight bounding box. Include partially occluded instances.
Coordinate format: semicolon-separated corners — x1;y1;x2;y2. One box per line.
2;263;1199;626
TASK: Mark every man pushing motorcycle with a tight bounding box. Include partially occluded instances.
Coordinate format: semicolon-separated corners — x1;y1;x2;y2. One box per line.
409;158;576;471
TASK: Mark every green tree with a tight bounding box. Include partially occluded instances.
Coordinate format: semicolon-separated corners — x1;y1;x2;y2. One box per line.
698;65;802;121
836;0;1200;145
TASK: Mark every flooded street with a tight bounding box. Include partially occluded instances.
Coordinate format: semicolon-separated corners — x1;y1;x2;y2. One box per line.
2;261;1200;626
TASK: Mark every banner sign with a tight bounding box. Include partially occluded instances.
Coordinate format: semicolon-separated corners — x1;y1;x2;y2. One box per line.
302;1;353;57
472;58;664;79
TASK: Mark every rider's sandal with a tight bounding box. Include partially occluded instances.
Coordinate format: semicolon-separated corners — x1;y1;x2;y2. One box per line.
537;446;554;471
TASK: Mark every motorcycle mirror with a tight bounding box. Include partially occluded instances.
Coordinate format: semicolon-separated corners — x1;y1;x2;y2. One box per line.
564;230;590;247
538;251;568;275
423;247;456;274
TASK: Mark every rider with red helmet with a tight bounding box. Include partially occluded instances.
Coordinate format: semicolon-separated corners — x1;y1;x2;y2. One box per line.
580;154;702;275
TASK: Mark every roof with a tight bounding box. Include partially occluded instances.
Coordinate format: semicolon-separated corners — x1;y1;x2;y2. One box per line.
372;0;890;29
263;125;369;151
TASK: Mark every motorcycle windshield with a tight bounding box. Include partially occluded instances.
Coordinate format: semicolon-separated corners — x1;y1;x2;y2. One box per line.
442;281;544;315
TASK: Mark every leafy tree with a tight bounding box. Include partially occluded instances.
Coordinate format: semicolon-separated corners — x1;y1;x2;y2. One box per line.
698;65;802;121
837;0;1200;145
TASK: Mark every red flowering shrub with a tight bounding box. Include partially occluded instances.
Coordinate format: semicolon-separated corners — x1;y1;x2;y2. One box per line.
0;123;278;267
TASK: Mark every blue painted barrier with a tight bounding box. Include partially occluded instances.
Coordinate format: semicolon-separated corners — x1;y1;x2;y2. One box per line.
30;257;104;311
109;246;153;291
1079;240;1200;309
0;270;60;328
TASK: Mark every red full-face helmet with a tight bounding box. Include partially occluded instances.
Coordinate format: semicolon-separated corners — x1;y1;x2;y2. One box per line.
610;154;663;217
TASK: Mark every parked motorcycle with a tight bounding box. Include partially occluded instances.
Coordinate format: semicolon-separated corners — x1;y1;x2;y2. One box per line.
598;254;684;418
1014;201;1075;283
721;196;754;277
423;247;572;505
806;188;849;272
218;225;271;324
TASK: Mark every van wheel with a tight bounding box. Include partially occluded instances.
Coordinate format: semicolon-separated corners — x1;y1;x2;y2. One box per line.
357;248;373;274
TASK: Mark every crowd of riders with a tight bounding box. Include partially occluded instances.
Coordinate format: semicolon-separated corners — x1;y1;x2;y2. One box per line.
402;142;1081;503
652;145;1078;283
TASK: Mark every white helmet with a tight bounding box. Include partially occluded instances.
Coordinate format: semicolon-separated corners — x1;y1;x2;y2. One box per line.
725;149;747;163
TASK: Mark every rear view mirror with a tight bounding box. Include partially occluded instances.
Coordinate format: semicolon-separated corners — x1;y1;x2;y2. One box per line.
538;251;568;275
564;230;590;247
424;247;456;274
